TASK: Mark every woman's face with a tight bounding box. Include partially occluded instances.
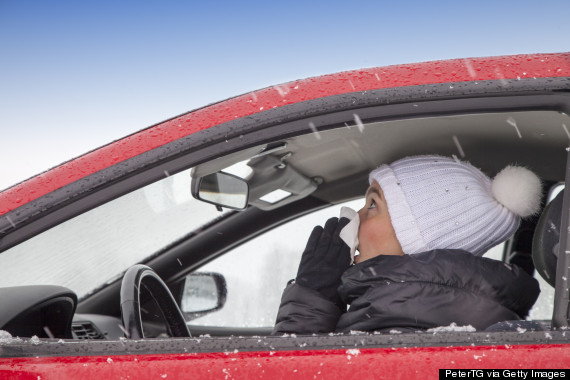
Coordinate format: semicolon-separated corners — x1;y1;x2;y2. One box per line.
356;181;404;263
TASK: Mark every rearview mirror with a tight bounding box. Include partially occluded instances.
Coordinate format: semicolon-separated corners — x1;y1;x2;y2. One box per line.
181;272;227;320
191;172;248;210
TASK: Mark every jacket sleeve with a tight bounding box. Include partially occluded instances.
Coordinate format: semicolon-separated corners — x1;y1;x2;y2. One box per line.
272;281;344;335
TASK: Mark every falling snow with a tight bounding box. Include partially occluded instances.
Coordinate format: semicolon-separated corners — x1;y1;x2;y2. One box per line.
308;122;321;140
273;85;289;98
562;124;570;140
463;60;476;78
118;324;129;338
506;117;522;138
452;135;465;158
353;114;365;133
5;215;15;228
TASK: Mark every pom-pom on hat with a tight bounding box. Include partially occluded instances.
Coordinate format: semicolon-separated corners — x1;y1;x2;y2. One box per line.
369;155;542;256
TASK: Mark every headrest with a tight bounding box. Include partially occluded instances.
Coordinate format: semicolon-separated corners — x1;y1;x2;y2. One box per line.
532;189;564;287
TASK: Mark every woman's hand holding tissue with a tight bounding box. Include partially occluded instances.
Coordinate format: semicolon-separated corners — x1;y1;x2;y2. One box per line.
295;217;351;307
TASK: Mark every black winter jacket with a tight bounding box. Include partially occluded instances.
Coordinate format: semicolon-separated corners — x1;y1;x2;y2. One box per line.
273;249;540;334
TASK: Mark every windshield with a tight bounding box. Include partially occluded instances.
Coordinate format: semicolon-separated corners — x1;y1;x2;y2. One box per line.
0;168;227;298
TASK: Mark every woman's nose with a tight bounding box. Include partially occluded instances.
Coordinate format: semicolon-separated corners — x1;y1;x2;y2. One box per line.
357;208;365;222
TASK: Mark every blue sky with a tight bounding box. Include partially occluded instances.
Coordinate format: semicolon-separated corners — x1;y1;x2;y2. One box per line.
1;0;569;190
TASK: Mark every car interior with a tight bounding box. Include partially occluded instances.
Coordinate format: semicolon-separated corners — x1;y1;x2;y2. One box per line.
0;108;569;343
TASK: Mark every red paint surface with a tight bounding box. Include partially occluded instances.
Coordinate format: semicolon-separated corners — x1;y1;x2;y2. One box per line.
0;344;568;380
1;53;569;216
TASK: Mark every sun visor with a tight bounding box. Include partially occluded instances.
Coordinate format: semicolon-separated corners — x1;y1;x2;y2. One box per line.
190;143;318;211
190;142;289;179
246;155;319;210
190;146;264;179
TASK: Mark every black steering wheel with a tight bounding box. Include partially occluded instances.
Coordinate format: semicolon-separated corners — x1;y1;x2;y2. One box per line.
120;264;191;339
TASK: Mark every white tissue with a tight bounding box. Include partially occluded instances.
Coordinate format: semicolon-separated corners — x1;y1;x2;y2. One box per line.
339;206;360;264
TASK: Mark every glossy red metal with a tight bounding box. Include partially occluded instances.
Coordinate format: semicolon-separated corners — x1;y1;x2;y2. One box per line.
1;343;569;379
1;53;569;216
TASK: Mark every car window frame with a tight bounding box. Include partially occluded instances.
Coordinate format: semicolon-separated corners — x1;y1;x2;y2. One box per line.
70;91;570;326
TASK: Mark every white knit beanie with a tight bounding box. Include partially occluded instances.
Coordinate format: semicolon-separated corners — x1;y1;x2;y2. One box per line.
369;155;542;256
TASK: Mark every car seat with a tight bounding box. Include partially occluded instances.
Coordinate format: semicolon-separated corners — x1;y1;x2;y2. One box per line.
485;189;564;332
532;189;564;288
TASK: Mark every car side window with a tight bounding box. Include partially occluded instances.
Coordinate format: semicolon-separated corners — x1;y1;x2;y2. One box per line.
188;199;363;328
188;199;550;329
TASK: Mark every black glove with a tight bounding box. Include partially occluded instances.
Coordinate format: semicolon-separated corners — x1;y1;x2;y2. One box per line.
295;217;351;306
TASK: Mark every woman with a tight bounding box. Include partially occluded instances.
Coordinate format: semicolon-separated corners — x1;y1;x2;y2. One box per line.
273;155;542;334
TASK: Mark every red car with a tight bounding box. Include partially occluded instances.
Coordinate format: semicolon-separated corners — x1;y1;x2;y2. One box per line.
0;53;569;379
